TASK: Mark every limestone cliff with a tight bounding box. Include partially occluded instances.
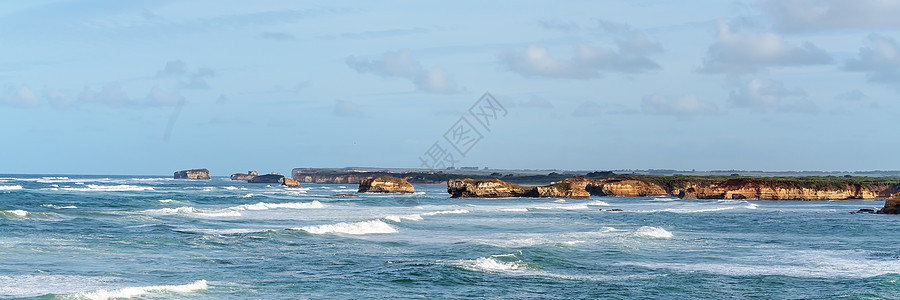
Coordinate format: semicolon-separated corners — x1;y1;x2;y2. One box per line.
282;178;301;188
174;169;210;180
877;193;900;214
358;177;415;193
231;171;257;181
447;177;590;199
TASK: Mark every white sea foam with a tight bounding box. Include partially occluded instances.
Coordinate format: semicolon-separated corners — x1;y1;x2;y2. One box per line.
196;211;242;217
499;208;529;212
421;209;469;216
158;199;174;203
41;204;77;209
0;185;23;191
384;214;424;222
61;185;153;192
75;280;208;300
146;206;199;214
470;257;524;271
634;226;673;238
230;201;324;211
0;275;120;298
663;206;737;213
2;210;28;217
745;203;759;209
223;186;239;190
240;193;254;198
385;209;469;223
601;226;618;233
293;220;397;235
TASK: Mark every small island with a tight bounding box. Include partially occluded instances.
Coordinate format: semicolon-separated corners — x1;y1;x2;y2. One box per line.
878;193;900;214
174;169;210;180
358;177;415;193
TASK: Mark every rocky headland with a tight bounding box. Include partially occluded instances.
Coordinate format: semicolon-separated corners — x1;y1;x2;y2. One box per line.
358;177;415;193
174;169;210;180
448;175;900;200
878;193;900;214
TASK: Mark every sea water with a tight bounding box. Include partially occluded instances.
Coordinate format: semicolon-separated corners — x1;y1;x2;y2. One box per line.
0;175;897;299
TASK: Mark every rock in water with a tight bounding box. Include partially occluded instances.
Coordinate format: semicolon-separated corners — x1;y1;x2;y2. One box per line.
174;169;210;180
358;177;415;193
333;194;359;197
249;173;285;183
877;193;900;214
231;171;257;181
282;178;301;188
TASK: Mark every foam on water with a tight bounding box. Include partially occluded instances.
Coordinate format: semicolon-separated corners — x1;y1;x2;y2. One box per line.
499;208;529;212
61;185;153;192
421;209;470;216
470;257;525;271
293;219;398;235
384;214;424;222
745;203;759;209
0;275;120;298
634;226;673;238
0;185;23;191
241;193;254;198
158;199;174;203
2;210;29;217
141;207;241;217
223;186;239;190
230;201;324;211
41;204;78;209
75;280;208;300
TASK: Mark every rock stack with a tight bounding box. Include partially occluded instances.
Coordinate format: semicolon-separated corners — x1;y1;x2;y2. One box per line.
358;177;415;193
174;169;210;180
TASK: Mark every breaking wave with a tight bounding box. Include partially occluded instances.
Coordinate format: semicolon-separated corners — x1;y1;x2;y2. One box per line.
41;204;78;209
74;280;208;300
229;201;324;211
61;185;153;192
2;210;29;217
634;226;673;238
0;185;23;191
292;220;397;235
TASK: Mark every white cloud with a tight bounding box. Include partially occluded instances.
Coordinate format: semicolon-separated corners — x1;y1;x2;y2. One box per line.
844;34;900;86
759;0;900;32
0;85;39;108
44;88;75;109
729;78;817;113
641;94;718;116
346;49;459;94
78;84;183;108
333;100;359;117
158;60;187;76
158;61;215;89
699;20;831;74
500;43;661;79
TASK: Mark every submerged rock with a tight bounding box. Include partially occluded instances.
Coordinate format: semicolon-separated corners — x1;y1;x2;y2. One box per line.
174;169;210;180
231;171;257;181
358;177;415;193
877;193;900;214
851;208;876;214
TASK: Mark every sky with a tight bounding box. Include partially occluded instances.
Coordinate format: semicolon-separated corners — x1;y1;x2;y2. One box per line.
2;0;900;175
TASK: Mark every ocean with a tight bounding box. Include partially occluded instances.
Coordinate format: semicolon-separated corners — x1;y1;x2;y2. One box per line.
0;175;898;299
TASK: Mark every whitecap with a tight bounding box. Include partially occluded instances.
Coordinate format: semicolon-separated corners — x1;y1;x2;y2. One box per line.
230;201;324;211
41;204;77;209
158;199;174;203
0;185;23;191
2;210;28;217
222;186;239;190
240;193;254;198
470;257;524;271
499;208;529;212
384;214;424;222
61;185;153;192
75;280;208;300
0;275;120;298
420;209;469;216
745;203;759;209
634;226;673;238
292;219;397;235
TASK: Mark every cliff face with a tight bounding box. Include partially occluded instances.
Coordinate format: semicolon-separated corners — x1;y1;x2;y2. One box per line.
447;176;900;200
878;193;900;214
358;177;415;193
447;177;590;199
231;171;257;181
282;178;301;188
174;169;210;180
249;174;284;183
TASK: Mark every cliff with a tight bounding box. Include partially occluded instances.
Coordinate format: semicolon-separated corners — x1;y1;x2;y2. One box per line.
174;169;210;180
249;173;284;183
447;177;589;199
877;193;900;214
447;176;900;200
282;178;301;188
231;171;257;181
358;177;415;193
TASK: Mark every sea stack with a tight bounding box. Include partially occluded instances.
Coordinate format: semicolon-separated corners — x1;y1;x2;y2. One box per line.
282;178;301;188
877;193;900;214
174;169;210;180
249;173;285;183
358;177;415;193
231;171;258;181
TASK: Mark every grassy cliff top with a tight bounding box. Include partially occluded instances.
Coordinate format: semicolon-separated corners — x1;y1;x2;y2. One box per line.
621;175;900;190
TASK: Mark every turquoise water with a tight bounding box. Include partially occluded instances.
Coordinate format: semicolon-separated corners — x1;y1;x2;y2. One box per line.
1;175;898;299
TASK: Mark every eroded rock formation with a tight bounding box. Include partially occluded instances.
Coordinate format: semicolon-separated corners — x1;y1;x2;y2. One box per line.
249;173;284;183
447;177;590;199
358;177;415;193
231;171;257;181
282;178;301;188
877;193;900;214
174;169;210;180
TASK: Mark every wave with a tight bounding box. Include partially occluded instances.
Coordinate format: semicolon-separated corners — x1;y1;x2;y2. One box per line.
634;226;673;238
229;201;324;211
223;186;239;190
2;210;29;217
75;280;208;300
41;204;77;209
384;215;424;222
532;200;610;210
158;199;174;203
292;219;397;235
142;207;241;218
745;203;759;209
0;185;23;191
470;257;525;271
421;209;470;216
240;193;254;198
0;274;120;298
385;209;469;223
61;185;153;192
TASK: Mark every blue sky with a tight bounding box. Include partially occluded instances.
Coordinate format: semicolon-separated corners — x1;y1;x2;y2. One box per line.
2;0;900;175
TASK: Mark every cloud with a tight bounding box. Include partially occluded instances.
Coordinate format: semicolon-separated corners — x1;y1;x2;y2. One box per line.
835;90;867;101
333;100;359;117
158;60;187;76
699;20;832;74
78;84;183;108
0;85;39;108
641;94;718;116
158;61;215;89
346;49;459;94
44;88;75;109
759;0;900;32
572;101;605;117
844;35;900;87
729;78;817;113
500;43;661;79
261;31;295;40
